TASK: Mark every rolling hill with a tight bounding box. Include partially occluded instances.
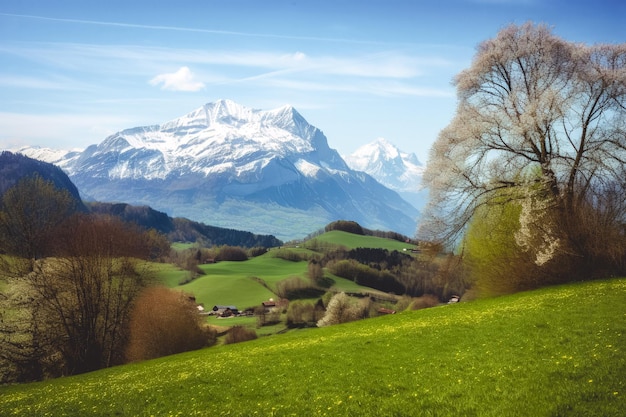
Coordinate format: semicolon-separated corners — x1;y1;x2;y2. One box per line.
166;230;416;311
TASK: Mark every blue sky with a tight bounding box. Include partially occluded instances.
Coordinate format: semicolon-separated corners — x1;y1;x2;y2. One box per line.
0;0;623;162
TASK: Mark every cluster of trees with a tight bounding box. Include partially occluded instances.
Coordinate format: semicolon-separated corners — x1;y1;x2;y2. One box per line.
170;218;282;248
420;23;626;295
87;202;283;248
317;220;414;243
318;246;466;300
0;176;212;383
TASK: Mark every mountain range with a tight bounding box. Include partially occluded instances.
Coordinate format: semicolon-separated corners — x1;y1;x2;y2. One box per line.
15;100;421;241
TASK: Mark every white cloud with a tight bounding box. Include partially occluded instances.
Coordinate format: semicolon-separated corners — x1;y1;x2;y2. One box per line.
149;66;205;92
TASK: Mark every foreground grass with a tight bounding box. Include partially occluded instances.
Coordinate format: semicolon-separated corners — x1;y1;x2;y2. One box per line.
2;278;624;416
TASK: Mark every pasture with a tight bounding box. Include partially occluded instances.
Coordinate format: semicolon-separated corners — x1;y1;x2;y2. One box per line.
168;232;412;311
308;230;416;251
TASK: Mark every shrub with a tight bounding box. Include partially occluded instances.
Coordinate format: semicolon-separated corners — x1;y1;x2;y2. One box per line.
409;294;441;310
317;292;368;327
254;305;283;328
216;246;248;261
276;276;325;299
271;249;307;262
286;301;317;328
224;326;257;344
248;246;268;258
126;287;216;362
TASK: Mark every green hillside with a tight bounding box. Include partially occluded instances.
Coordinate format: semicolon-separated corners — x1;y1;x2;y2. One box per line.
166;231;415;310
309;230;415;251
181;256;304;309
2;278;624;416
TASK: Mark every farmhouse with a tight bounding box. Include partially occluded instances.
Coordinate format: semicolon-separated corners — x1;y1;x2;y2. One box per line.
211;305;239;317
262;300;276;312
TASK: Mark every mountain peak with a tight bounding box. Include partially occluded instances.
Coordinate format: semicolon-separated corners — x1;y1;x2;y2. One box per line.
372;137;401;159
344;139;426;209
18;100;419;240
348;138;412;167
204;99;254;125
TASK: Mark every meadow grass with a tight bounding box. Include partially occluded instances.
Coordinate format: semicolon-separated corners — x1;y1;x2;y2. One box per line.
310;230;415;251
1;277;624;416
180;256;308;309
151;231;408;311
170;242;195;251
179;252;388;310
152;263;190;287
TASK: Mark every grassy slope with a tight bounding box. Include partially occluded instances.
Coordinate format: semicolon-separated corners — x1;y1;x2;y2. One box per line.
1;278;624;416
153;263;190;287
311;230;415;251
180;257;307;309
172;232;412;310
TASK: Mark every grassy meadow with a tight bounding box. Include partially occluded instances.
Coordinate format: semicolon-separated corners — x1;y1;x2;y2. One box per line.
1;277;624;416
162;232;412;311
309;230;416;251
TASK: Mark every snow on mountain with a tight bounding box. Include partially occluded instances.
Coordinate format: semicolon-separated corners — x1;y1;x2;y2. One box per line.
19;100;418;241
14;146;82;170
345;138;427;210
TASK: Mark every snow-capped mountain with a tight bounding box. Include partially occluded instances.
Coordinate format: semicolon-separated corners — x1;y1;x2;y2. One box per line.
345;138;427;210
19;100;418;241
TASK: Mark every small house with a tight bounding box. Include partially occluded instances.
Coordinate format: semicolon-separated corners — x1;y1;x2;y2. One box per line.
211;305;239;317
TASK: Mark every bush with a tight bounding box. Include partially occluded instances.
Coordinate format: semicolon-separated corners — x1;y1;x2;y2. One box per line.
276;276;325;299
254;305;283;328
126;287;216;362
409;294;441;310
286;301;318;328
224;326;257;344
271;249;308;262
248;246;268;258
317;292;368;327
216;246;248;261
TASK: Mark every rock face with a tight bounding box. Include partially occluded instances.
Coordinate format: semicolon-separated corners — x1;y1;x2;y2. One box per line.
345;138;428;211
19;100;418;241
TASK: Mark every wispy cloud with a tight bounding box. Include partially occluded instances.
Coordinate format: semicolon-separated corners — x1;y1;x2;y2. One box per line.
0;41;454;89
0;13;390;46
1;42;441;79
149;66;205;92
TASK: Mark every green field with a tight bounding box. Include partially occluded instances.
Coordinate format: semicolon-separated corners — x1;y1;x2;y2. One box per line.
153;263;190;287
2;277;624;416
167;232;411;311
309;230;416;251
